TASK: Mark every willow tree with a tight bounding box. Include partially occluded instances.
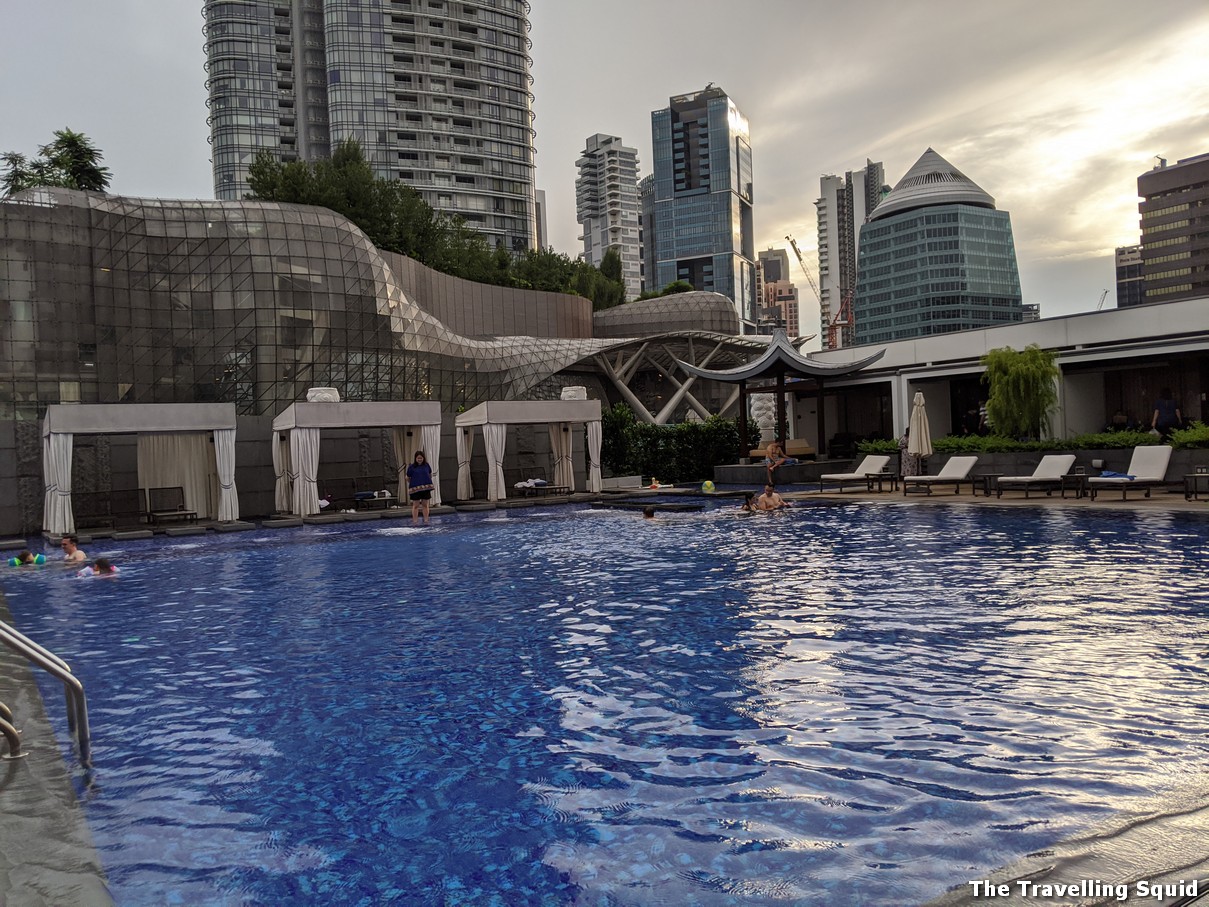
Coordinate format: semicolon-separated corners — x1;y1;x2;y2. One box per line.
981;344;1060;439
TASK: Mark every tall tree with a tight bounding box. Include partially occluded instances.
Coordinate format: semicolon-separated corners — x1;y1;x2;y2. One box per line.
981;344;1060;439
2;129;111;195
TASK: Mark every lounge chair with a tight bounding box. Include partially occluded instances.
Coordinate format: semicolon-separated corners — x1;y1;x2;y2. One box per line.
995;455;1076;499
1088;445;1173;501
902;456;979;495
819;454;891;492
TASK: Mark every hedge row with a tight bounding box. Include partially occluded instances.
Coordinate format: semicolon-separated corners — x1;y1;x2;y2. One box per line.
602;404;740;483
857;422;1209;455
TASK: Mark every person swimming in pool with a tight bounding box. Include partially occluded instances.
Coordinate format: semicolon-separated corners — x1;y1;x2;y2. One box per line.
78;557;119;577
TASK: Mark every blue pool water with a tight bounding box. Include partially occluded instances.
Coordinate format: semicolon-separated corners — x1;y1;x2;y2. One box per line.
5;502;1209;905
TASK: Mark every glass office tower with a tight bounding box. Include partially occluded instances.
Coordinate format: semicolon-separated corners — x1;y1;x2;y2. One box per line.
854;148;1022;344
649;86;755;325
203;0;536;251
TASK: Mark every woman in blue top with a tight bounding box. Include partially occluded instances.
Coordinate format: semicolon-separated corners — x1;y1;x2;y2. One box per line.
405;450;434;525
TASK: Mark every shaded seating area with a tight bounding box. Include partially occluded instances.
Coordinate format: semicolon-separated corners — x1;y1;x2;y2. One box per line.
455;400;602;502
42;403;239;536
903;456;979;495
147;486;198;526
819;454;892;492
1088;445;1173;500
996;455;1077;498
271;400;442;517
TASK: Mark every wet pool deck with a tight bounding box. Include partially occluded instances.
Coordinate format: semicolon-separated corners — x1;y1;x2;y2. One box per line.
3;488;1208;906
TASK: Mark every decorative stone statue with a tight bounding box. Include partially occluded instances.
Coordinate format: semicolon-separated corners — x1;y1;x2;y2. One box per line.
306;387;341;403
750;396;776;444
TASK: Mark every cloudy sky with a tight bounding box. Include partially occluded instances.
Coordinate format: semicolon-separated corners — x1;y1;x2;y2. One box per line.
4;0;1208;333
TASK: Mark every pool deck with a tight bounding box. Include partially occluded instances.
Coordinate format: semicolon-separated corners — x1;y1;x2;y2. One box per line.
3;487;1208;905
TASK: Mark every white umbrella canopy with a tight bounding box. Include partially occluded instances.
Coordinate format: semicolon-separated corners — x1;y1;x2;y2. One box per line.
908;392;933;459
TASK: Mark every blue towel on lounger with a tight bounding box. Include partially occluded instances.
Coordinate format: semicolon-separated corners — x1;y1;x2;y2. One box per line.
1098;470;1134;479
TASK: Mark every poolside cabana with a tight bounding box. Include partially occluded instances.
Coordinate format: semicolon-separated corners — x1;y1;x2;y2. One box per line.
271;401;443;516
454;400;602;502
42;403;240;535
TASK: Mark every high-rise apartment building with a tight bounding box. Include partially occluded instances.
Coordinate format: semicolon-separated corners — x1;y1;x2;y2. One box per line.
202;0;537;251
1137;153;1209;303
575;134;641;300
638;174;655;293
648;86;755;325
854;148;1022;345
534;189;548;250
1115;244;1144;308
816;160;885;348
756;248;799;336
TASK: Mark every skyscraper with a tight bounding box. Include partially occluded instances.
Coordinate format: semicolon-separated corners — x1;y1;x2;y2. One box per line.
756;248;799;336
1137;153;1209;303
1115;244;1144;308
854;149;1023;345
648;86;755;325
816;160;885;348
203;0;537;251
575;134;642;300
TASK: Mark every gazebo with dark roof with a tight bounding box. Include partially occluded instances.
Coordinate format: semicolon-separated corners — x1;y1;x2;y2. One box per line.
675;329;885;457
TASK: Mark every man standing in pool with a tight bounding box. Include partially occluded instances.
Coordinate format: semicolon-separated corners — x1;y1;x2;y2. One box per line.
61;535;87;564
755;484;789;510
406;450;434;525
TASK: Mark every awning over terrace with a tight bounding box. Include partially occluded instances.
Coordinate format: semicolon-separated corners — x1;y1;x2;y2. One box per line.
454;400;602;502
42;403;240;535
270;401;443;516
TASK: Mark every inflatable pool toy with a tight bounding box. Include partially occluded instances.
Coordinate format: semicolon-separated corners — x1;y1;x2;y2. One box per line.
701;480;716;493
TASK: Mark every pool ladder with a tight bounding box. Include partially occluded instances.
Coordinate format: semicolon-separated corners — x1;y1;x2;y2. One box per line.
0;620;91;766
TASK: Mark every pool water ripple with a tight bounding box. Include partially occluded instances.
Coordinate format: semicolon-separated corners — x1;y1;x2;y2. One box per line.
4;503;1209;904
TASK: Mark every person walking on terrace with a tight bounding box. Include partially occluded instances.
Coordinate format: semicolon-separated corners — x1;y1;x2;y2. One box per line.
1152;388;1182;441
406;450;435;525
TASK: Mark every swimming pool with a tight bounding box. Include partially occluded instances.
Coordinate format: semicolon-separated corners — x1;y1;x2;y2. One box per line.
5;502;1209;905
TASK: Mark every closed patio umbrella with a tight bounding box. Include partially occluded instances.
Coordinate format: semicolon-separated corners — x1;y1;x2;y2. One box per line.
908;392;933;461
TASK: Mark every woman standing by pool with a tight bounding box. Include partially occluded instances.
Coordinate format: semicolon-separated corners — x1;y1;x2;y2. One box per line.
406;450;435;525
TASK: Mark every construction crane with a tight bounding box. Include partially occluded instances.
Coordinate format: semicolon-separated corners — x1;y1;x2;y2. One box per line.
785;234;852;349
1096;288;1109;311
784;235;822;305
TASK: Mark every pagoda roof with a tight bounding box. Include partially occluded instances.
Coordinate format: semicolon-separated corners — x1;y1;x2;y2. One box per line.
674;329;885;382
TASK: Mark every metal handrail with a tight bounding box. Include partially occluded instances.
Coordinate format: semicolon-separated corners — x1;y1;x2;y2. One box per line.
0;621;90;766
0;715;22;760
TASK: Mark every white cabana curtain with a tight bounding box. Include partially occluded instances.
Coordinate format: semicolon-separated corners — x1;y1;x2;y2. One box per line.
391;426;421;502
549;423;575;491
138;433;216;519
484;422;508;502
42;429;75;535
272;431;292;513
289;427;321;517
422;423;443;506
457;426;475;500
587;420;603;493
213;428;240;522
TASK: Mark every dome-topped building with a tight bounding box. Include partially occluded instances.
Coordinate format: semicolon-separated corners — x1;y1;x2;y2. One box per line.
854;149;1023;344
868;148;996;221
